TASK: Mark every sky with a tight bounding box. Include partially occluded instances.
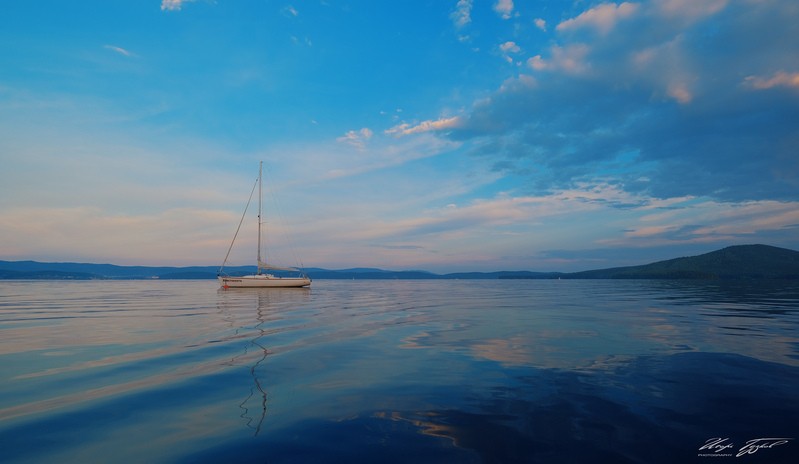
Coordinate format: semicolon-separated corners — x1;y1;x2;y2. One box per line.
1;0;798;273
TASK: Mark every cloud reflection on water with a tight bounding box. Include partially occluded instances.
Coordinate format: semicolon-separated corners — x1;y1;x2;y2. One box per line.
182;351;799;464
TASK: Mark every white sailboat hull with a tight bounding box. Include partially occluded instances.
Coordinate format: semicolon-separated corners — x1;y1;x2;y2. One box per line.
219;274;311;288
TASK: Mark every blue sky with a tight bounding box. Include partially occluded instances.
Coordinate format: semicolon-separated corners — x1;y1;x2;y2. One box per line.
1;0;798;273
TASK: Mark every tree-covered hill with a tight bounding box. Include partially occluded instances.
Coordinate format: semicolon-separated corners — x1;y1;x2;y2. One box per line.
565;245;799;279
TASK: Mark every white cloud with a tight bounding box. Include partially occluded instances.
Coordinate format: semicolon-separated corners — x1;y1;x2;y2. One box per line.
357;182;649;244
103;45;133;57
628;35;699;104
557;2;639;35
526;44;590;74
449;0;799;204
336;127;373;150
291;36;313;47
301;132;460;183
334;182;759;271
498;73;537;93
161;0;195;11
667;82;693;104
692;201;799;236
745;71;799;90
534;18;547;31
385;117;462;137
345;194;546;246
451;0;473;28
624;225;674;238
499;41;520;53
527;55;546;71
283;5;299;17
499;41;521;63
656;0;728;21
494;0;514;20
618;199;799;245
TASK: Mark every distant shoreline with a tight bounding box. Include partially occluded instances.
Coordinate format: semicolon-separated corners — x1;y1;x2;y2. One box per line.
2;244;798;281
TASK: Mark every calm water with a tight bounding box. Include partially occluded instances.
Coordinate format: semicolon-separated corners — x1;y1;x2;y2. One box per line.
1;279;798;463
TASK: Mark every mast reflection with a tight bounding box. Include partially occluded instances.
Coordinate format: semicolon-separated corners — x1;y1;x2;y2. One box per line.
238;301;269;436
217;287;311;436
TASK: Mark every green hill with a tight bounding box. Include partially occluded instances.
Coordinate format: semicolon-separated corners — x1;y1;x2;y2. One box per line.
566;244;799;279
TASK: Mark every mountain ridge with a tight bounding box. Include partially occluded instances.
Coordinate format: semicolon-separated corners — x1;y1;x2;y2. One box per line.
1;244;797;280
563;244;799;279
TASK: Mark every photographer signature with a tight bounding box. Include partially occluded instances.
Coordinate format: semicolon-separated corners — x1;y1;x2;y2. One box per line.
699;437;793;457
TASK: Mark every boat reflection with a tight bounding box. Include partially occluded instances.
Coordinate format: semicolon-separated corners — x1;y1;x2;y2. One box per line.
217;287;311;436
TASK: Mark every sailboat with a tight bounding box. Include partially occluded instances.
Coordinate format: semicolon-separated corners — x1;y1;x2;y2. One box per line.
218;162;311;288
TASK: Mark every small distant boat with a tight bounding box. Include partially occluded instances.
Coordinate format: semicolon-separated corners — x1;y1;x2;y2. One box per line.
218;162;311;289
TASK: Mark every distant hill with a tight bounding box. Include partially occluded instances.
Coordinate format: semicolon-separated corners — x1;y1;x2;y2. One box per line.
565;245;799;280
306;269;562;280
0;261;564;280
0;261;236;280
1;244;797;280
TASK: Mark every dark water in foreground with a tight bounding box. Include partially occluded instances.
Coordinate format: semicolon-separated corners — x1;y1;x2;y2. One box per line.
1;279;797;463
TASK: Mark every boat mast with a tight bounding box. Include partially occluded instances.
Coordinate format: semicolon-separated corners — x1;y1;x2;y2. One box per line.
257;161;263;275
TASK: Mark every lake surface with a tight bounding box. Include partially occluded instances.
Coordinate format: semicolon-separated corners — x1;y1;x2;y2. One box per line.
1;279;797;463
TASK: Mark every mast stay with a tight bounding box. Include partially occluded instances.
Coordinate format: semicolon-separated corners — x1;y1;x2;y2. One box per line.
218;172;259;276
